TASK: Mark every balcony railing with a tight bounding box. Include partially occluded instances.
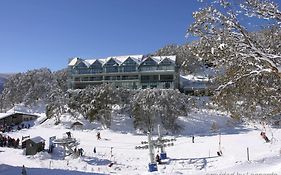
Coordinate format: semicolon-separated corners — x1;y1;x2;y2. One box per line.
70;65;175;74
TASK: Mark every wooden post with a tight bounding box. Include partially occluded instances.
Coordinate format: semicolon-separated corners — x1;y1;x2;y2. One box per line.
148;132;155;163
247;147;250;161
219;132;221;151
158;124;164;153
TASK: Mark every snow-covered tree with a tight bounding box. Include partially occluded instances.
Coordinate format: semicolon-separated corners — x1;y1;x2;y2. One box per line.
131;89;189;132
53;68;68;93
68;84;120;128
188;0;281;121
1;68;68;115
1;73;23;108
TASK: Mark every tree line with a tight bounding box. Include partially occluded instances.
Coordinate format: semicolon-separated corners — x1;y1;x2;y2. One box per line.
0;68;190;132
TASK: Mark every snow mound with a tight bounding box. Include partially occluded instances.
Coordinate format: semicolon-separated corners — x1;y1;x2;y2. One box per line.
177;109;248;136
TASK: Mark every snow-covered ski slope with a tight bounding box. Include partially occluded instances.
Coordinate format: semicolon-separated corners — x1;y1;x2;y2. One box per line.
0;109;280;175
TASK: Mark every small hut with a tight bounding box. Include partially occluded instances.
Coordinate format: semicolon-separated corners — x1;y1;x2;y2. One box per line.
25;136;45;155
71;121;83;130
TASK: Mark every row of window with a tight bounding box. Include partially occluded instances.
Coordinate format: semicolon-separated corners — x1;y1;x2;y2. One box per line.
73;81;173;90
71;65;175;74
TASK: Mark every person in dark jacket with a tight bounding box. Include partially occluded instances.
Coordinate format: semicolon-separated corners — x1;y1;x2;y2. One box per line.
156;154;161;164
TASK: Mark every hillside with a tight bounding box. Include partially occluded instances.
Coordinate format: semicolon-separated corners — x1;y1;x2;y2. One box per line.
0;107;281;175
0;73;13;93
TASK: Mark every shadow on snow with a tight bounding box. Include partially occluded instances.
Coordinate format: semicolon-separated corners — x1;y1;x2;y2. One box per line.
0;164;107;175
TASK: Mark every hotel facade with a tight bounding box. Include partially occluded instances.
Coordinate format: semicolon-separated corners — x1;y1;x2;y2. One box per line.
67;55;179;90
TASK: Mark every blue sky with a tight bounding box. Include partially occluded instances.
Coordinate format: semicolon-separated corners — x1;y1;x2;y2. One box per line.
0;0;201;73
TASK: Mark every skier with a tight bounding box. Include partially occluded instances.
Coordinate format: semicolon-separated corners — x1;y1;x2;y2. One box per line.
66;131;71;138
93;147;96;153
192;136;195;143
260;132;270;143
97;132;101;140
78;148;84;156
217;150;223;156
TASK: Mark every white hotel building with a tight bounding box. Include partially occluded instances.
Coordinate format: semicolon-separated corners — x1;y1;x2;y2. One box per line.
67;55;180;90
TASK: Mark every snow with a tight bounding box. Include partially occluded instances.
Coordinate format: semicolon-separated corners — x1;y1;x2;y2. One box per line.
0;113;13;120
218;43;226;50
181;75;210;82
152;56;176;63
68;55;178;70
68;58;79;66
1;108;281;175
30;136;45;144
107;55;143;64
69;55;144;67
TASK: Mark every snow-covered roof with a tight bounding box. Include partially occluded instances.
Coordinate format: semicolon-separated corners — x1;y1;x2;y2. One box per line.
30;136;45;144
0;113;14;120
180;75;212;90
107;55;143;65
141;55;176;64
84;59;96;65
82;60;91;67
0;112;39;121
153;55;176;63
68;55;176;67
68;57;80;66
181;75;210;82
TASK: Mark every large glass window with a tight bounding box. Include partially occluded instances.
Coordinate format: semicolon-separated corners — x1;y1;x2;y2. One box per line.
139;66;157;71
74;62;89;74
140;75;158;83
105;76;119;80
123;66;137;72
121;58;138;72
78;69;89;74
160;75;173;82
89;76;102;81
105;66;118;73
81;77;89;81
122;75;138;80
104;59;119;73
89;61;103;74
158;66;174;70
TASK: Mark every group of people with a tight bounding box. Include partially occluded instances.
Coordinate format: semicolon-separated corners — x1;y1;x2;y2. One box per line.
0;134;20;148
17;123;31;131
74;147;84;156
0;124;13;133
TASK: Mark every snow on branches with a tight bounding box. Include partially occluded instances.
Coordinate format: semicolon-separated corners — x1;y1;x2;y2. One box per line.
189;0;281;121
